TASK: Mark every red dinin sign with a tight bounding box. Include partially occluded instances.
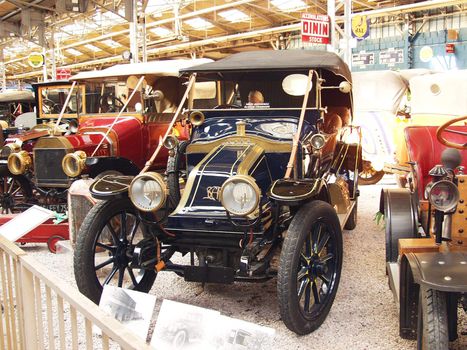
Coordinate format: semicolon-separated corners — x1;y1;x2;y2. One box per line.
301;13;330;44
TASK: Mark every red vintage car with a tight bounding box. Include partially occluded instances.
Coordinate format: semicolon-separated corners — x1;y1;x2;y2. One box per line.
0;81;82;213
2;59;209;217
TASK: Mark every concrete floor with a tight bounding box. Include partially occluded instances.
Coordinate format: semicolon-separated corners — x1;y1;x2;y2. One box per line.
25;176;466;350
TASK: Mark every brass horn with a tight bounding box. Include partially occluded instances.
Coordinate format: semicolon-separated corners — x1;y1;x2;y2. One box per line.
189;110;205;126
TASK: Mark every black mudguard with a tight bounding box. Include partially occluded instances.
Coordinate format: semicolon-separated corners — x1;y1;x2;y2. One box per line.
267;178;329;206
86;157;140;178
380;188;418;262
89;174;133;200
405;251;467;292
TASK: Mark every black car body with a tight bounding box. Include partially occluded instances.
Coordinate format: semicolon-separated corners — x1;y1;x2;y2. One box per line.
74;50;361;335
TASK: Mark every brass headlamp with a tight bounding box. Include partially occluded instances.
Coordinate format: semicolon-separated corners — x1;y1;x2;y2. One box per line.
8;151;32;175
62;151;87;178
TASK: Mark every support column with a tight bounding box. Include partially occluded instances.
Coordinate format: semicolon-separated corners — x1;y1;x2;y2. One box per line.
327;0;336;52
129;0;139;63
343;0;352;69
0;49;6;91
50;26;56;81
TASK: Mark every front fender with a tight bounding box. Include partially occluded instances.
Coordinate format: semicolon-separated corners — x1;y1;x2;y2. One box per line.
89;174;133;200
267;178;328;206
404;251;467;292
86;157;140;178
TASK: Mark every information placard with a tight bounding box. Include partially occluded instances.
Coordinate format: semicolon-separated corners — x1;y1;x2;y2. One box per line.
301;13;330;44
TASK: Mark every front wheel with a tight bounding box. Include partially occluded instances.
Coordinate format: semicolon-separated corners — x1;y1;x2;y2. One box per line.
277;200;343;335
73;198;156;304
417;287;448;350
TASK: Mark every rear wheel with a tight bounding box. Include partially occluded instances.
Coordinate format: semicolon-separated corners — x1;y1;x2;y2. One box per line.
277;201;343;334
74;198;156;304
359;161;384;185
344;199;358;230
417;287;448;350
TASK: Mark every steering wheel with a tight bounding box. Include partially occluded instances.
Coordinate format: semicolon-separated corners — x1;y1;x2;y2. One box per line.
213;104;241;109
99;93;125;113
436;115;467;150
42;99;61;114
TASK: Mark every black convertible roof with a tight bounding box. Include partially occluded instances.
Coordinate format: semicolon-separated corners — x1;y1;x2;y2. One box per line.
181;50;351;81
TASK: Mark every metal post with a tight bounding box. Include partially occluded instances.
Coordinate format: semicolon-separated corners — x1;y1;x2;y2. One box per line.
129;0;139;63
50;25;56;81
141;13;147;62
0;49;6;91
343;0;352;69
327;0;336;52
42;47;47;81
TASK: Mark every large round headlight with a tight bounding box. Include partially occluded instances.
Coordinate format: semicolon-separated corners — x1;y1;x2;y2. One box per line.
220;175;260;216
1;143;20;158
8;151;31;175
427;180;459;212
62;151;87;177
129;172;167;212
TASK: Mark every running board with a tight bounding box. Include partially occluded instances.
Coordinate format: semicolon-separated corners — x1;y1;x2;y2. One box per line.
338;200;356;230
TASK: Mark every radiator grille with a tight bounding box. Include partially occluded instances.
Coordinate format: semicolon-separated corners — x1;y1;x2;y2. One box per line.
34;148;70;187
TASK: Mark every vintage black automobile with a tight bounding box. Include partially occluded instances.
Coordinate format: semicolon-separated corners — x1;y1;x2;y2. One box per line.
74;50;361;334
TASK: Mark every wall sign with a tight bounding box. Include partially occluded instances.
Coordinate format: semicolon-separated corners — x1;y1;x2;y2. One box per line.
352;52;374;66
56;68;72;80
379;48;404;66
301;13;330;44
420;46;434;62
28;53;45;68
446;43;455;54
352;15;370;40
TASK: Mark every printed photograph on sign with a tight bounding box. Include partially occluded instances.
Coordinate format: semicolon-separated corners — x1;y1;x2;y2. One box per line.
301;13;330;44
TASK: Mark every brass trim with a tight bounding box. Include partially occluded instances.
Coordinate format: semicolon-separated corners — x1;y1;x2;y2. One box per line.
172;146;225;215
1;143;21;157
189;110;205;126
269;179;321;200
78;113;144;124
129;172;167;212
62;151;87;178
38;84;85;119
237;145;264;175
34;135;74;149
8;151;31;175
163;134;179;150
187;135;292;154
219;174;261;216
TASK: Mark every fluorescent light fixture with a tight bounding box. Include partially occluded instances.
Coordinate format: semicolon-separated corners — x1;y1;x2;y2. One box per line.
84;44;102;52
149;27;173;37
66;48;82;56
102;39;121;48
218;9;250;22
185;17;213;30
271;0;308;12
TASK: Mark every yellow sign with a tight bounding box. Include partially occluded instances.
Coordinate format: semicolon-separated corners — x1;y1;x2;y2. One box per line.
352;15;369;40
28;53;45;68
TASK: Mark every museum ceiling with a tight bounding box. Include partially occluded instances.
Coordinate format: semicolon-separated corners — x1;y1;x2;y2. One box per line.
1;0;466;81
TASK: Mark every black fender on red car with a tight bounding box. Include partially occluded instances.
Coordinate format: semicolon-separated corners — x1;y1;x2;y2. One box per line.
380;188;419;262
86;157;140;178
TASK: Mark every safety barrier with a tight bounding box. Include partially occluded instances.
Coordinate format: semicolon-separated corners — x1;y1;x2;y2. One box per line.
0;236;153;350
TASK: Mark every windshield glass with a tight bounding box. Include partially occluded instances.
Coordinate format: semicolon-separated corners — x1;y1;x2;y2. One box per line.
84;81;140;114
40;85;83;118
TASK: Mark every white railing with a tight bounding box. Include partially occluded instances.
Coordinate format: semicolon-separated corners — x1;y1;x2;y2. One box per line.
0;236;154;350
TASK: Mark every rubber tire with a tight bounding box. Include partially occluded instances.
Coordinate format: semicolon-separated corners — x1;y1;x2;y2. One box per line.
277;200;343;335
344;199;358;230
73;198;156;304
358;169;384;186
417;287;449;350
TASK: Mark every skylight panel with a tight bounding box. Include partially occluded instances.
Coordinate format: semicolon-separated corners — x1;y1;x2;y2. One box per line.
218;9;250;23
66;48;82;56
84;44;102;52
102;39;121;48
271;0;308;12
185;17;214;30
149;27;173;37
